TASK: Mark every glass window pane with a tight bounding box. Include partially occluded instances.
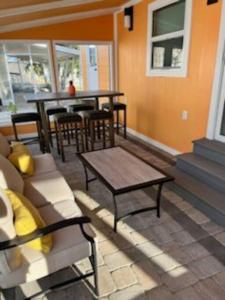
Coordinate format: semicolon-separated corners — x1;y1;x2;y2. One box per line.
88;46;97;66
55;43;82;92
153;0;185;37
31;52;52;93
0;53;8;82
5;43;29;54
5;42;53;112
153;47;165;68
0;44;14;106
30;43;48;55
0;81;12;102
151;37;183;69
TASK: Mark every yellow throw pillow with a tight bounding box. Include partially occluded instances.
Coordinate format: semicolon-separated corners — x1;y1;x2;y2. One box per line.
5;189;53;254
8;143;34;175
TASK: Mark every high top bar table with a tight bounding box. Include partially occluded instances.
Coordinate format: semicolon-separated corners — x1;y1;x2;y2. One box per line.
25;90;124;152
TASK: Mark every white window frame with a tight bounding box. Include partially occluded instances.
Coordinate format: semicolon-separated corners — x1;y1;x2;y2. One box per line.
146;0;192;77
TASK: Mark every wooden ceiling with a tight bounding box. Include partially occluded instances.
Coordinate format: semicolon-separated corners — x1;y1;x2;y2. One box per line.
0;0;129;33
0;0;58;10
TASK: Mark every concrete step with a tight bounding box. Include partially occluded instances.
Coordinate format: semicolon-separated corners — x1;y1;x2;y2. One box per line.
165;166;225;227
176;152;225;193
193;138;225;166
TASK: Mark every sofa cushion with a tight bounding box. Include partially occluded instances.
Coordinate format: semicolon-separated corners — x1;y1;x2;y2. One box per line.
0;133;10;158
0;188;21;275
0;198;95;288
32;153;57;176
5;189;53;254
0;154;24;194
49;198;82;219
24;170;74;208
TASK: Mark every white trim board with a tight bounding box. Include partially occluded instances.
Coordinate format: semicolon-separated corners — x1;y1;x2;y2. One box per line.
117;0;143;13
0;7;117;33
0;0;102;18
127;127;180;156
207;0;225;140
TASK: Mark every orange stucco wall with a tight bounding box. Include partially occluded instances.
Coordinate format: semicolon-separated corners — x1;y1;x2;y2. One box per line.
0;14;113;136
117;0;222;152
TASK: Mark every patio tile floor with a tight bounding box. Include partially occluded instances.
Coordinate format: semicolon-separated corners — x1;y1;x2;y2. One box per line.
2;135;225;300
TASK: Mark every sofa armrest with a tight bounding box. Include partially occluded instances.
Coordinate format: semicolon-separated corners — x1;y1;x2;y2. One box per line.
0;216;93;251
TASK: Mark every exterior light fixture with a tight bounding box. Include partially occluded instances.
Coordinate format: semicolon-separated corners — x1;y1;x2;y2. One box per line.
124;6;133;31
207;0;218;4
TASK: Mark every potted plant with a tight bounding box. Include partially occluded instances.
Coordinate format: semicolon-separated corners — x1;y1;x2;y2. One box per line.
7;102;17;114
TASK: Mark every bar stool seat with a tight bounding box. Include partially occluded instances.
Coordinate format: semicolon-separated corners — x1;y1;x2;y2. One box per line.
102;102;126;111
102;102;127;138
54;112;84;162
81;110;113;120
69;103;95;113
54;112;82;123
80;110;114;151
11;112;40;123
46;106;67;116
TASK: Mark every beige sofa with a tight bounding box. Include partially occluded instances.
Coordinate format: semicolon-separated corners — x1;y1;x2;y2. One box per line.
0;134;98;297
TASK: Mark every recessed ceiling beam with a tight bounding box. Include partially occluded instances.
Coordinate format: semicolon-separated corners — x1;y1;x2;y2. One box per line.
0;0;102;18
0;7;117;33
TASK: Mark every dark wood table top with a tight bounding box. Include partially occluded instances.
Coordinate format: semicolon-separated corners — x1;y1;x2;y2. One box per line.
79;147;173;194
25;90;124;103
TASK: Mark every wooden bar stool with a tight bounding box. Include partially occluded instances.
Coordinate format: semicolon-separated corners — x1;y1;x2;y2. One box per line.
46;106;67;147
54;112;84;162
102;102;127;138
11;112;44;152
80;110;113;151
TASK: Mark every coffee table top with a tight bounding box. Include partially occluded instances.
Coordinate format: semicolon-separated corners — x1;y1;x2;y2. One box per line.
79;147;173;194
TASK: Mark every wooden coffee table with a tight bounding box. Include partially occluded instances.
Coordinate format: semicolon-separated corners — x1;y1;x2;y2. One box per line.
78;147;174;232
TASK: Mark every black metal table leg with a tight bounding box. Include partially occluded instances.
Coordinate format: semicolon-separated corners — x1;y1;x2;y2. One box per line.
38;101;51;153
156;183;163;218
109;96;115;147
113;195;118;232
95;97;101;139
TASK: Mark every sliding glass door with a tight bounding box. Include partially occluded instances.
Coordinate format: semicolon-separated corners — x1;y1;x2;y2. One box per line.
53;42;112;92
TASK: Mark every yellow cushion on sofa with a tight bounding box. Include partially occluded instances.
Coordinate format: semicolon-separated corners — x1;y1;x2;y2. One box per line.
8;143;34;175
5;189;53;254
